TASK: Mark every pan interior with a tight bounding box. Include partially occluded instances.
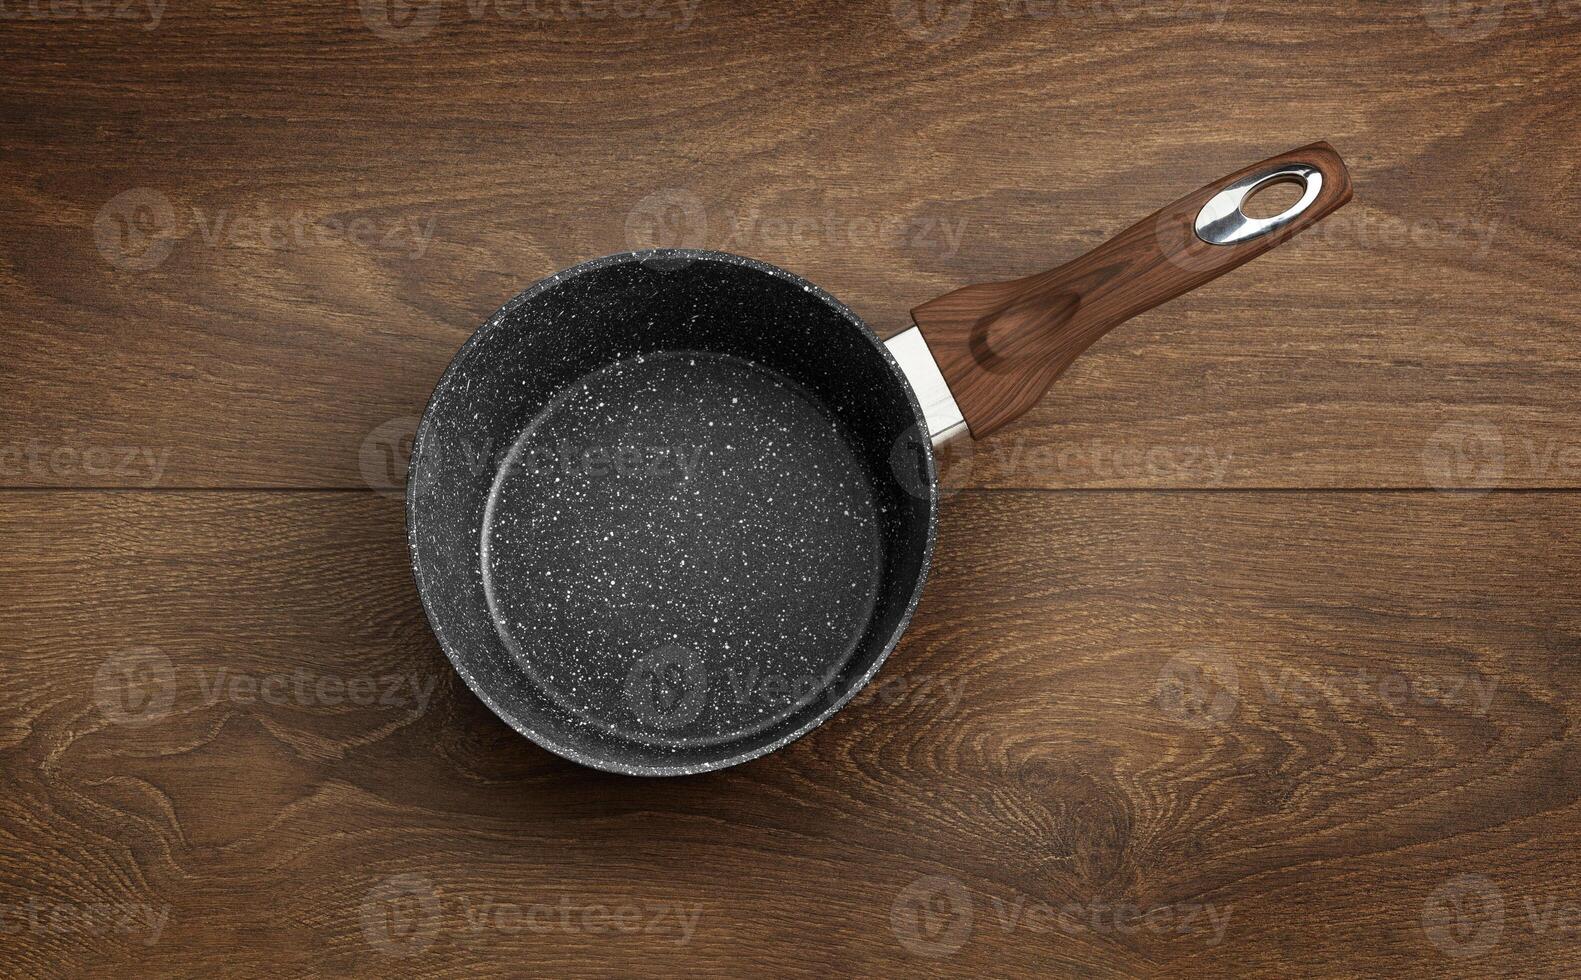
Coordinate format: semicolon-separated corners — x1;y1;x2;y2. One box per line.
480;349;883;747
407;252;935;774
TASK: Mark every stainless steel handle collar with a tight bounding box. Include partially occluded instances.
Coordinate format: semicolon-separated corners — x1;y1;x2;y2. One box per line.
885;325;969;448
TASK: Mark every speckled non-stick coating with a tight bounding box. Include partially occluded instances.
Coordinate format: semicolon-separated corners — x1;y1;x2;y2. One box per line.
407;251;938;775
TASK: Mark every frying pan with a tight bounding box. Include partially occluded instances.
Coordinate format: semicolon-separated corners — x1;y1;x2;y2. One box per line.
407;142;1353;775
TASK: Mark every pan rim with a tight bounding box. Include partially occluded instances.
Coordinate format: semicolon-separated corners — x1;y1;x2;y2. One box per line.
406;248;939;776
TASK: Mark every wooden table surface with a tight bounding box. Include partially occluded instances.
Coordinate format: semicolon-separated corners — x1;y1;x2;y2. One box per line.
4;1;1580;976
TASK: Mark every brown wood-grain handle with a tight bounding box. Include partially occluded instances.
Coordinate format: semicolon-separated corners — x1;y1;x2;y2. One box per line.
911;141;1353;439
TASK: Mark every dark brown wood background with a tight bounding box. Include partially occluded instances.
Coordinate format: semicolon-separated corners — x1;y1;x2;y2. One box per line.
3;0;1580;976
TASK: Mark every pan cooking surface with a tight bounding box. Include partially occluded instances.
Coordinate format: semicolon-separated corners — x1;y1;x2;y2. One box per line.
409;250;937;773
481;349;884;747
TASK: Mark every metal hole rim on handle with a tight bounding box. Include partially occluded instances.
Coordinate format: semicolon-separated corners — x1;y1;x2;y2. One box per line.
1193;163;1324;246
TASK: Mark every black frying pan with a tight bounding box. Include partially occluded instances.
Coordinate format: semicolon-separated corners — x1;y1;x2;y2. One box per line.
407;143;1352;775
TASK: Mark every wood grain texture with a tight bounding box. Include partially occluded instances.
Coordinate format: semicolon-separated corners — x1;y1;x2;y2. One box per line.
1;1;1579;488
5;3;1581;978
912;142;1353;438
2;491;1579;977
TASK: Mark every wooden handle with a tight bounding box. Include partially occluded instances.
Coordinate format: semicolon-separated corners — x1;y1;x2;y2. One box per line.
910;141;1353;439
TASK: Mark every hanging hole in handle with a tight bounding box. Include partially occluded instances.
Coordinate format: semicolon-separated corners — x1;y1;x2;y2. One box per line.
1241;177;1306;219
1194;163;1324;246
